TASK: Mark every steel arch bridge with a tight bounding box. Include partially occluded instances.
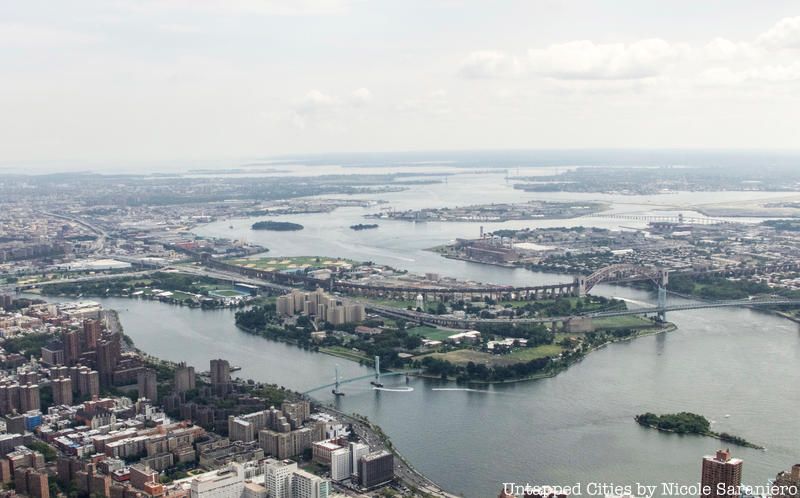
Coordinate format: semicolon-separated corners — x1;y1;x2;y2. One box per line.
583;264;669;293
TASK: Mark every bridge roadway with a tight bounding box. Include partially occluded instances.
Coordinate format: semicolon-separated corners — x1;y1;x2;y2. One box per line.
365;298;800;328
585;213;730;224
173;263;800;328
301;370;420;395
196;249;800;300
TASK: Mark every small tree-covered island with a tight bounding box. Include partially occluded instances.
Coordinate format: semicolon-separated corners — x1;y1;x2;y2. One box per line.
350;223;379;230
635;412;764;450
251;220;304;231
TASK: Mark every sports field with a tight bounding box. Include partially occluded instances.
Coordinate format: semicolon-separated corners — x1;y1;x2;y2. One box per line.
225;256;357;272
208;288;249;298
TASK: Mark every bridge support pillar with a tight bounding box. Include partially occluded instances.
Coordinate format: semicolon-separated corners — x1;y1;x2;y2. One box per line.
565;317;594;333
574;275;586;297
657;285;667;322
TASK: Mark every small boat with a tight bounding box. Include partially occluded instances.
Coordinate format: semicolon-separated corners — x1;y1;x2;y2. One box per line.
370;381;384;388
725;414;731;418
332;389;345;397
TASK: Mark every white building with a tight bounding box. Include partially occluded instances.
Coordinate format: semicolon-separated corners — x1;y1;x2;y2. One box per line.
242;482;267;498
264;459;298;498
348;443;369;478
190;465;245;498
291;469;331;498
330;447;351;482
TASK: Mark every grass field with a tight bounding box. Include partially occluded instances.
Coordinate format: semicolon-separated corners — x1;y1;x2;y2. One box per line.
168;290;196;301
225;256;357;272
319;345;370;362
496;296;617;312
361;297;419;309
506;344;565;361
407;326;454;341
498;297;580;308
209;288;249;298
592;315;657;330
424;343;564;367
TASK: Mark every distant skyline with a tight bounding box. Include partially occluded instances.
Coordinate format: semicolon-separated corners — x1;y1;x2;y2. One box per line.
2;1;800;165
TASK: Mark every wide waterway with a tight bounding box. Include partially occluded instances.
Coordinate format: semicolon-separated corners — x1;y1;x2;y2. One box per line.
38;172;800;497
39;289;799;498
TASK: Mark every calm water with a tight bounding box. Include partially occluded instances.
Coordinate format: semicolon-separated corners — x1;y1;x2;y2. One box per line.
40;288;800;497
39;173;800;497
195;172;790;281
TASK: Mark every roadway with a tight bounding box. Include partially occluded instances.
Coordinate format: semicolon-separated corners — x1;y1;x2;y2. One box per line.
39;210;109;252
13;262;799;329
364;298;800;328
2;270;158;292
318;406;460;498
302;370;421;395
161;265;800;328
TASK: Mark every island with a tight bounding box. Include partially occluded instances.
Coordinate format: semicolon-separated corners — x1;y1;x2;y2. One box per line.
635;412;764;450
251;220;304;231
350;223;379;231
366;200;608;222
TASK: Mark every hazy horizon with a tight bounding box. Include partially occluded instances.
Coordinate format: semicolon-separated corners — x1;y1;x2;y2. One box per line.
2;148;800;175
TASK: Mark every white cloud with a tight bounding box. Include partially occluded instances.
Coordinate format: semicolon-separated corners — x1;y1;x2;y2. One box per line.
752;63;800;82
122;0;351;16
158;23;204;34
528;39;681;80
296;89;340;112
459;50;523;78
757;16;800;49
697;67;748;87
699;64;800;87
397;89;451;117
457;17;800;95
0;23;98;47
350;88;373;106
703;37;759;61
290;88;372;128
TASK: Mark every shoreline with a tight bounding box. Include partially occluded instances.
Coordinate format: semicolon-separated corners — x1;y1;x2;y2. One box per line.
106;303;456;497
419;322;677;385
33;290;250;310
319;406;460;498
635;420;765;451
235;311;677;385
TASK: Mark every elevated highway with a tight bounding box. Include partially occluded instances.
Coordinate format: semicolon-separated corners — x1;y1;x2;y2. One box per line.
365;297;800;329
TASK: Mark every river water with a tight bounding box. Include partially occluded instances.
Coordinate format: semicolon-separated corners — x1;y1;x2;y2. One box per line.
43;173;800;497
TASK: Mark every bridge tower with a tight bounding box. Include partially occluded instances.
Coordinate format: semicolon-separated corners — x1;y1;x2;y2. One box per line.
574;275;587;297
656;268;669;322
332;365;344;396
371;355;384;388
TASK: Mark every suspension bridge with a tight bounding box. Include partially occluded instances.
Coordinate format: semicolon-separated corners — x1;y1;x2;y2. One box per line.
302;355;421;395
365;296;800;328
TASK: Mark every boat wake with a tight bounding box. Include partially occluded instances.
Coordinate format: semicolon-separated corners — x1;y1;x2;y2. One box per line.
612;296;654;307
373;386;414;392
432;387;495;394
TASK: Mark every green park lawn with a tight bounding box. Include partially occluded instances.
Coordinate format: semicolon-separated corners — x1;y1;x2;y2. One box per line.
424;343;564;367
407;326;454;341
592;315;658;330
225;256;357;272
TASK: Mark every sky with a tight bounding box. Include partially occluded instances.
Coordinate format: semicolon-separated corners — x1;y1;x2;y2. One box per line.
1;0;799;166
